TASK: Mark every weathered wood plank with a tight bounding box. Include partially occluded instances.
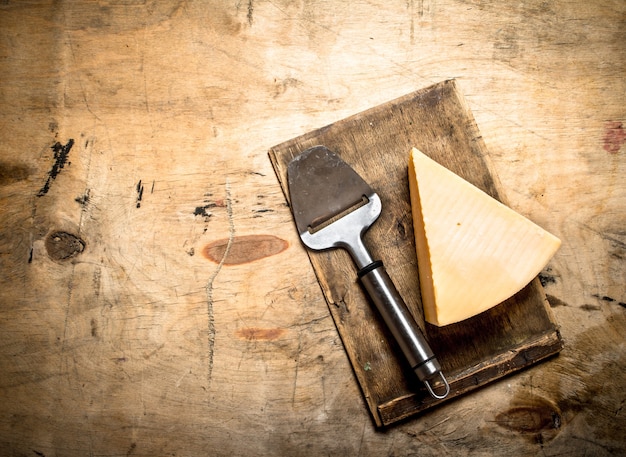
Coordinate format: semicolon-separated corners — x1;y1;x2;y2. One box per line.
0;0;624;455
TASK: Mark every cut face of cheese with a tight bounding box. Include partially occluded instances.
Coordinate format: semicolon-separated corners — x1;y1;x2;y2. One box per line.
408;148;561;327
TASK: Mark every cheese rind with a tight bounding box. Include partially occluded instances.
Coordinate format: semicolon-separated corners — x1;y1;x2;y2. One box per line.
408;148;561;326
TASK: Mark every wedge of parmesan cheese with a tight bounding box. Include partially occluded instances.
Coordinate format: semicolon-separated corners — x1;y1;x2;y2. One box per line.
408;147;561;327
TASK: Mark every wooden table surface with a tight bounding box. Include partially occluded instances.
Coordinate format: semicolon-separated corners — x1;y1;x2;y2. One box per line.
1;1;624;456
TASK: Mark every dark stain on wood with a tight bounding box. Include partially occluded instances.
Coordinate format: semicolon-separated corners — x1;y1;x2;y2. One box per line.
580;304;601;311
496;395;562;435
64;1;185;34
75;189;90;207
193;205;213;219
546;294;568;308
202;234;288;265
0;162;31;186
252;208;274;218
414;83;444;108
37;139;74;197
396;218;407;239
591;294;625;309
126;442;137;457
136;180;144;208
235;327;285;341
539;271;558;287
246;0;254;26
45;231;85;261
194;194;226;220
592;293;616;303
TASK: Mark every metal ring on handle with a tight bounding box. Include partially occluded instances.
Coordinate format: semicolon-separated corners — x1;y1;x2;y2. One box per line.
424;372;450;400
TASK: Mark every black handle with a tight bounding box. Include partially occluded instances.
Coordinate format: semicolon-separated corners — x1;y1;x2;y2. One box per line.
358;260;449;399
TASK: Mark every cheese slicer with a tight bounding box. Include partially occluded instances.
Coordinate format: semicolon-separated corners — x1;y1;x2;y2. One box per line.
287;145;449;400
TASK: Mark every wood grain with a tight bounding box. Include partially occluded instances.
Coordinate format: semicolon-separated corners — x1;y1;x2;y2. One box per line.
270;80;563;426
0;0;624;455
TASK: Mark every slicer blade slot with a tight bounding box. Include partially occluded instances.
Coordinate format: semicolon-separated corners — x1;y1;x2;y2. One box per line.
307;195;369;234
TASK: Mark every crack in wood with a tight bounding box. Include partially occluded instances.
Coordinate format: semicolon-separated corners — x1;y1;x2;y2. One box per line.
136;180;144;208
205;178;235;394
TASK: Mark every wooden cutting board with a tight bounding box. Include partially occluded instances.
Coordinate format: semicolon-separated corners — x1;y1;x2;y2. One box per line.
269;80;563;427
